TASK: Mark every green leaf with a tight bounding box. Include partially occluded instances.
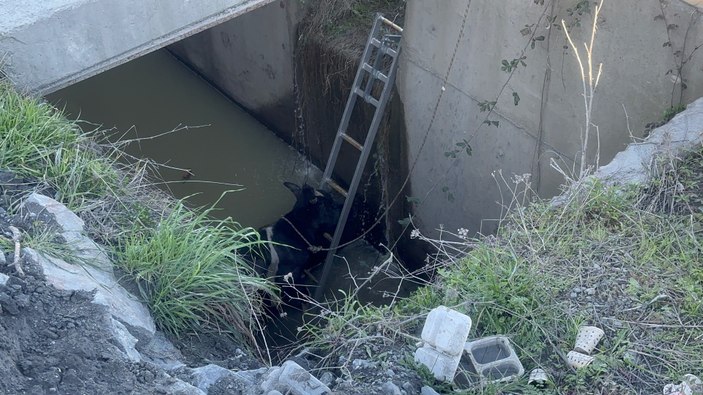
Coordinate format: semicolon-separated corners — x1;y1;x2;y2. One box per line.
478;100;497;112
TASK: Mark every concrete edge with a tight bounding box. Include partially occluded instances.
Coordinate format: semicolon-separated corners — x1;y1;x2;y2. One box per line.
34;0;277;96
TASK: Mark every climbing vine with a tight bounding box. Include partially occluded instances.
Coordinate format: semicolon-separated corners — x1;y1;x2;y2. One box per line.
656;0;703;109
443;0;566;162
439;0;600;202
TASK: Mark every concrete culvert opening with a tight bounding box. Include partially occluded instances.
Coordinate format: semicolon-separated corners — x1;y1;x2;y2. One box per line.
45;0;417;364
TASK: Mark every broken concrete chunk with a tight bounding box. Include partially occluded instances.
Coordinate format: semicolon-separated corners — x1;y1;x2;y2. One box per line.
60;231;113;272
234;367;274;388
23;193;84;233
381;381;402;395
109;318;141;362
136;331;186;371
421;386;441;395
24;248;155;335
682;374;702;394
23;194;112;272
156;374;206;395
594;97;703;186
189;364;234;392
262;361;330;395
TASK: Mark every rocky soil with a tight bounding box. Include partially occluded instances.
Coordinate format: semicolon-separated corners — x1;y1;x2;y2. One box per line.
0;172;427;395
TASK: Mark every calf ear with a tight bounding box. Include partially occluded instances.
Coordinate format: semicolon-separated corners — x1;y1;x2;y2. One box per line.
283;182;302;198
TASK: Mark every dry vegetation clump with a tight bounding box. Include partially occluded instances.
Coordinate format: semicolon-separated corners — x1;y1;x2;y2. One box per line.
300;0;405;58
304;147;703;394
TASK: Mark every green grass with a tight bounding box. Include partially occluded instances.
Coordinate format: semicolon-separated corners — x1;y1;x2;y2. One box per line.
0;81;119;210
116;201;276;343
305;150;703;393
662;104;687;123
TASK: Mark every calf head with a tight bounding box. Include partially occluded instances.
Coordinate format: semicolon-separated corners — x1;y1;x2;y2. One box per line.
282;182;341;242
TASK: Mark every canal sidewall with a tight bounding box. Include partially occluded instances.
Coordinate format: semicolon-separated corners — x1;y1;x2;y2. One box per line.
167;0;414;258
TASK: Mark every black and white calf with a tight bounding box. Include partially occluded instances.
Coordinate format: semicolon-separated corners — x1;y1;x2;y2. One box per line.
250;182;341;298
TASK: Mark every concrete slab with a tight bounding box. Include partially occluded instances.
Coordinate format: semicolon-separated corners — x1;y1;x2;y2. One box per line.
683;0;703;9
595;97;703;185
261;361;330;395
24;248;156;335
0;0;276;95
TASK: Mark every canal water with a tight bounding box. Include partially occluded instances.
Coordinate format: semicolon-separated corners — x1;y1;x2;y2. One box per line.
47;48;412;354
47;49;318;229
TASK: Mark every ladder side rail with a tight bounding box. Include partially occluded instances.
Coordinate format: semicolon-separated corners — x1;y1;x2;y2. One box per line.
362;34;387;99
313;180;356;300
320;17;383;185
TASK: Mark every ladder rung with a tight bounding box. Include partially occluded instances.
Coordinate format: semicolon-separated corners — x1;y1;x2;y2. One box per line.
384;34;402;43
341;133;364;151
382;46;398;58
325;178;348;197
370;38;381;48
361;63;389;83
380;17;403;32
354;88;379;107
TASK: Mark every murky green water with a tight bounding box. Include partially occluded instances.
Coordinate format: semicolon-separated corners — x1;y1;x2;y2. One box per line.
46;48;411;353
47;49;319;229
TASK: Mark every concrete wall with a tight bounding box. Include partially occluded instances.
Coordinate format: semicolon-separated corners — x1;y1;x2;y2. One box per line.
399;0;703;236
168;0;304;137
0;0;276;95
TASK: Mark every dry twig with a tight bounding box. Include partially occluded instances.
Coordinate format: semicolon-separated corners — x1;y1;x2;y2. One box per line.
8;226;24;276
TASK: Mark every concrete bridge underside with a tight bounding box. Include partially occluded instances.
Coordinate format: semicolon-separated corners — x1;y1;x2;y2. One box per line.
0;0;275;95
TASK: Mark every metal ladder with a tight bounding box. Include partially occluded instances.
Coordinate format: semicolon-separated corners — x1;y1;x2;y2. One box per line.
314;14;403;301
